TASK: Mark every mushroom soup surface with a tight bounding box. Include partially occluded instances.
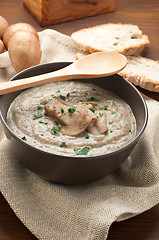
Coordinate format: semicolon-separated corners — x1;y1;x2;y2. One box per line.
7;81;136;157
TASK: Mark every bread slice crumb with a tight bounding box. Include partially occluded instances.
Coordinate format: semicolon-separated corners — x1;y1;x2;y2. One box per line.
71;23;149;56
119;56;159;92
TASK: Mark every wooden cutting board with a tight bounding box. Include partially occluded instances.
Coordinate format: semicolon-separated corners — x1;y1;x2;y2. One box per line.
23;0;116;26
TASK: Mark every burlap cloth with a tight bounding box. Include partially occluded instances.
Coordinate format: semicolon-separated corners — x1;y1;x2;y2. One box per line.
0;29;159;240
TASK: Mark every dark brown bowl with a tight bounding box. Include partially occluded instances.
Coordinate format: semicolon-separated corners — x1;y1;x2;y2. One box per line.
0;62;148;185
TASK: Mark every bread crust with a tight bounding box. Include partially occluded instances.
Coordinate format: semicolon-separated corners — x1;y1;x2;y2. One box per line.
71;23;150;56
119;56;159;93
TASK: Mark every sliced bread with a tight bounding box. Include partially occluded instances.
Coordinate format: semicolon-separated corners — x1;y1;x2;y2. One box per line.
71;23;149;56
119;56;159;92
76;53;159;93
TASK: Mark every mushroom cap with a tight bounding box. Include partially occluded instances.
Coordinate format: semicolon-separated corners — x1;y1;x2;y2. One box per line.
0;39;4;53
3;22;39;48
8;31;41;72
0;16;9;39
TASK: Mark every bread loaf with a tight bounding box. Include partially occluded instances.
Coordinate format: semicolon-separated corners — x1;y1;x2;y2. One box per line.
71;23;149;56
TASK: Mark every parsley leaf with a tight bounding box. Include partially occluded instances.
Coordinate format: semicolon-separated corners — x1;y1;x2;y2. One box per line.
99;112;103;118
68;107;76;113
33;114;43;120
74;146;90;155
52;126;61;134
21;136;27;141
37;106;44;110
61;108;64;113
87;97;100;102
60;142;67;147
101;105;108;110
85;134;90;139
60;95;66;101
90;108;95;113
39;121;48;125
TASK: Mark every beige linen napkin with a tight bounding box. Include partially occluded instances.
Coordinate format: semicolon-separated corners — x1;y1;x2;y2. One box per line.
0;29;159;240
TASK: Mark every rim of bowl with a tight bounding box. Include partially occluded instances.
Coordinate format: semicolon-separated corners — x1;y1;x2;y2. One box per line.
0;62;148;160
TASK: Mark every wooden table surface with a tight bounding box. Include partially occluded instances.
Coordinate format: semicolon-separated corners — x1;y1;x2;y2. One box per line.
0;0;159;239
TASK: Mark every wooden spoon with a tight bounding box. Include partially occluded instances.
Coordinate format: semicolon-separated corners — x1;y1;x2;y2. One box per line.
0;52;127;95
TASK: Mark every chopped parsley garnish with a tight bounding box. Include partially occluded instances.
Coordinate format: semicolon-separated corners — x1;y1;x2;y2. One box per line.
68;107;76;113
60;95;66;101
101;105;108;110
111;111;116;115
110;130;113;133
53;119;57;124
71;91;76;93
129;130;133;134
41;134;44;136
67;93;70;97
99;112;103;118
87;97;100;102
56;90;60;93
84;122;88;125
85;134;90;139
37;106;44;110
52;126;61;134
33;114;43;120
74;146;90;155
90;108;95;113
39;120;48;125
85;92;88;96
21;136;27;141
95;93;100;96
52;95;56;99
92;88;96;91
61;108;64;113
60;142;67;147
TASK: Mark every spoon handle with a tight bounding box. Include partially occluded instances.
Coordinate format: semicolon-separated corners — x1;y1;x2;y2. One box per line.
0;52;127;95
0;65;74;95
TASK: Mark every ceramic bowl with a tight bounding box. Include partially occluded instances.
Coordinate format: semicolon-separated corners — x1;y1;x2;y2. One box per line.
0;62;148;184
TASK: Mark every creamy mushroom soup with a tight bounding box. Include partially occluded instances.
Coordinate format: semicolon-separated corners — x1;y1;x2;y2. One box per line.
7;81;136;157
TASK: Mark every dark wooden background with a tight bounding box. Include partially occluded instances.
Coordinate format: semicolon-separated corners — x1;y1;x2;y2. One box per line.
0;0;159;239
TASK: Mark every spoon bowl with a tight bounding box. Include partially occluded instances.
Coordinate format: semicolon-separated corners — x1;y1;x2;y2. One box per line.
75;52;127;74
0;52;127;95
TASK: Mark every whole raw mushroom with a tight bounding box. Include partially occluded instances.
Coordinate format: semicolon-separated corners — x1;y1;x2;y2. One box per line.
8;31;41;72
0;16;9;39
0;39;4;53
3;22;39;48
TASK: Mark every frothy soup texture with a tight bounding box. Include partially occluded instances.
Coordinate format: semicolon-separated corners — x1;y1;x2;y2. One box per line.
7;81;136;157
